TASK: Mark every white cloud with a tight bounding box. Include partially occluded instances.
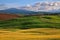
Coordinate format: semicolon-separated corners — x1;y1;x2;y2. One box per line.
0;4;8;10
0;3;20;10
6;3;20;8
18;2;60;12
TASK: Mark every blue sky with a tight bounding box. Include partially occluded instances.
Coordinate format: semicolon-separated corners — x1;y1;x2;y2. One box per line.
0;0;60;8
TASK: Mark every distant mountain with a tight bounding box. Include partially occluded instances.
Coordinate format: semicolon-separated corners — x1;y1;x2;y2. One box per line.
0;8;37;14
0;8;60;15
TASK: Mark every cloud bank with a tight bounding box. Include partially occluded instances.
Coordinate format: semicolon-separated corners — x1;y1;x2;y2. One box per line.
0;2;60;12
19;2;60;11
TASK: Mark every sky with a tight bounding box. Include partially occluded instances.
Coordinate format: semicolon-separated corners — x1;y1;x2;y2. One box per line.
0;0;60;8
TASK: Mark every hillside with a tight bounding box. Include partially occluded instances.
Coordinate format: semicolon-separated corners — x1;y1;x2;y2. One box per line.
0;15;60;29
0;28;60;40
0;13;20;20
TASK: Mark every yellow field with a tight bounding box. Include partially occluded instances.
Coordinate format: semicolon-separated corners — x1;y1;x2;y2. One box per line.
0;28;60;40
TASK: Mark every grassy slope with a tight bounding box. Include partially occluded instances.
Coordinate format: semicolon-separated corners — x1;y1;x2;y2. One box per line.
0;15;60;29
0;28;60;40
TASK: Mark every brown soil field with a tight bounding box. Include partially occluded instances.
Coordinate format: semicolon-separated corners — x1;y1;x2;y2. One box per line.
0;14;20;20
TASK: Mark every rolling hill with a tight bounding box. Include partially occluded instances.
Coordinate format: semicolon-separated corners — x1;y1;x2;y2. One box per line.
0;15;60;29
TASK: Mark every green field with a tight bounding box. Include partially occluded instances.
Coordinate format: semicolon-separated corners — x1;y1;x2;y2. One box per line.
0;15;60;29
